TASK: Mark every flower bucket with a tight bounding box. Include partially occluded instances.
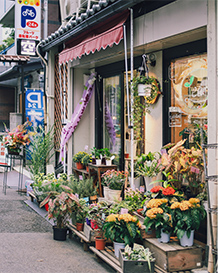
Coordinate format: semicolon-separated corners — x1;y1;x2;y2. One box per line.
96;159;101;165
113;241;125;258
158;229;170;243
95;236;106;250
53;226;67;241
76;222;84;231
76;162;84;169
180;230;194;247
108;189;121;201
103;186;110;200
144;176;161;192
106;159;112;166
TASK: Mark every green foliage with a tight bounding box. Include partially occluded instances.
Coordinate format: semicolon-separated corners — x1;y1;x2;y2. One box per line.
76;199;88;223
68;175;97;198
25;126;55;179
0;28;15;52
81;154;92;166
124;188;145;211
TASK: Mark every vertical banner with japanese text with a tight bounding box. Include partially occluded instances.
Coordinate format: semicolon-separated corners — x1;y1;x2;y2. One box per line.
25;89;44;127
15;0;41;56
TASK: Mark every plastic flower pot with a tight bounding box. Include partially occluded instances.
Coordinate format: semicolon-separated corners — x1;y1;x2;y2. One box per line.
53;226;67;241
76;222;84;231
76;162;84;169
95;236;106;250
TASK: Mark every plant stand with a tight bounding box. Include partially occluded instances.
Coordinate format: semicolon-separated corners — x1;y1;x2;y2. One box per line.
89;245;122;273
67;222;91;251
143;237;204;272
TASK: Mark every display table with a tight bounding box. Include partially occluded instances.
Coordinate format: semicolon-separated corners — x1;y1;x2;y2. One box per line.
88;163;117;197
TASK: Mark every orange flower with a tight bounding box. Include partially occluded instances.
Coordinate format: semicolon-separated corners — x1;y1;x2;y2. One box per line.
150;186;163;193
170;202;180;209
162;187;175;196
180;201;192;211
189;198;200;204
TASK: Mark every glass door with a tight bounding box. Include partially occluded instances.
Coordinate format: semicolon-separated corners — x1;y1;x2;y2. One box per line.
103;76;122;161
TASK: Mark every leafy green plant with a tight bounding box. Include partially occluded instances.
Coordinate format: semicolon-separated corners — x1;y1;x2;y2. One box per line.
101;169;127;190
68;175;97;198
40;191;80;229
90;147;101;159
25;125;55;179
170;198;206;239
76;199;88;223
124;188;145;211
144;199;173;238
103;213;142;245
81;154;92;166
123;244;155;271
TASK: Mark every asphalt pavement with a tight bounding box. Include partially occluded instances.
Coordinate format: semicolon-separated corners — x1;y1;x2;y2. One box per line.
0;169;115;273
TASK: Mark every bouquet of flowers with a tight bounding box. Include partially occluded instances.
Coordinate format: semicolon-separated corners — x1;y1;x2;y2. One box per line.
4;121;32;154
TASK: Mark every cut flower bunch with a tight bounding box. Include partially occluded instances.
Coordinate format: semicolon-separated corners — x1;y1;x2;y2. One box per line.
4;121;33;153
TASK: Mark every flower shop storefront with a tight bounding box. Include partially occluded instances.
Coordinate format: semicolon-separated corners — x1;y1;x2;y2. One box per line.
36;0;217;272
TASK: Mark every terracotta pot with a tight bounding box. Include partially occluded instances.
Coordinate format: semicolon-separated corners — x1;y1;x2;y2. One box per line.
76;162;84;169
95;236;106;250
86;166;89;172
89;195;98;204
76;222;84;231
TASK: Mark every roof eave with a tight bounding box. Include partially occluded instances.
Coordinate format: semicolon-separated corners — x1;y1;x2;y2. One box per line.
39;0;144;53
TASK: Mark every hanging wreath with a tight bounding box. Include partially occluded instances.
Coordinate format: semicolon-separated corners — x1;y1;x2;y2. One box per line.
133;75;162;104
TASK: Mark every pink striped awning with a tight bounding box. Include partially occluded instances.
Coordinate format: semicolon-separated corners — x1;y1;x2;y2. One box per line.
59;10;129;64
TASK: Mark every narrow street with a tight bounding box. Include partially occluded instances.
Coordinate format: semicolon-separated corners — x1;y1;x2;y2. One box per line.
0;170;114;273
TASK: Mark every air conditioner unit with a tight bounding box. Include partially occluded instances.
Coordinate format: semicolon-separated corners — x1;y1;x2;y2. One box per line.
59;0;79;22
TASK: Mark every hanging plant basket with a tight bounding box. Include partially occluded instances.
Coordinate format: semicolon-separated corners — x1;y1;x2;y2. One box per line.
133;75;162;105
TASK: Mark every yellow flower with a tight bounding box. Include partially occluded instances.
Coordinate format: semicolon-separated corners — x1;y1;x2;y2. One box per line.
189;198;200;204
106;214;118;222
147;199;163;208
146;208;163;219
180;201;192;211
170;202;181;209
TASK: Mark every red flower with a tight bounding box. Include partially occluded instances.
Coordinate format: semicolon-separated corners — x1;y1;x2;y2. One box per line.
150;186;164;193
162;187;175;196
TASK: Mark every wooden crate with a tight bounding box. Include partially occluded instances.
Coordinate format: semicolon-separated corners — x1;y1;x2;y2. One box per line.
143;238;203;272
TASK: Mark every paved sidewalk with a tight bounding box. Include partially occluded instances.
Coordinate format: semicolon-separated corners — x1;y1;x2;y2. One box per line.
0;170;114;273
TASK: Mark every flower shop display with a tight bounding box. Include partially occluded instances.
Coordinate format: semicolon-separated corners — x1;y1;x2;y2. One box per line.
73;151;88;169
103;213;142;257
40;191;80;241
119;244;155;273
101;169;127;201
135;152;162;191
160;139;205;195
4;121;32;155
124;188;145;212
144;198;173;242
170;198;206;246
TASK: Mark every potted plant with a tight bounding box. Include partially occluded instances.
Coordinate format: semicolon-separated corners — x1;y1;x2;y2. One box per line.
160;139;205;195
119;244;155;273
90;147;102;165
144;198;173;243
40;191;80;241
73;151;88;169
87;201;109;250
103;213;142;257
4;121;33;155
135;151;162;191
170;198;206;246
81;153;92;172
76;199;88;231
101;169;127;201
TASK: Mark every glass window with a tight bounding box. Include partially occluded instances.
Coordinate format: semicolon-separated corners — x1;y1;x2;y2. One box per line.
169;54;207;145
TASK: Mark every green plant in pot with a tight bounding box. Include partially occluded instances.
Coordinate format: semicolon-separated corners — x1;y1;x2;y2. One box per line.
91;147;101;164
75;199;88;231
81;154;92;171
40;191;80;241
73;151;88;169
103;213;142;257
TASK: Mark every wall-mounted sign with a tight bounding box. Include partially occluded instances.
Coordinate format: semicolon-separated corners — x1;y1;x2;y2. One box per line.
168;106;182;128
15;0;41;55
25;89;44;127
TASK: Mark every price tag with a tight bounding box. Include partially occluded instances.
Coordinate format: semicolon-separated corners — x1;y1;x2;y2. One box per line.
191;166;200;174
120;208;128;214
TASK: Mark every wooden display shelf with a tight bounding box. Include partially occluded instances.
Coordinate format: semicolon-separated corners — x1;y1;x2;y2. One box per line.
143;237;204;273
67;223;91;251
89;245;122;273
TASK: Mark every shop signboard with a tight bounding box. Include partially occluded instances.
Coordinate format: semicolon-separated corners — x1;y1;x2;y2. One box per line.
25;89;44;128
15;0;41;56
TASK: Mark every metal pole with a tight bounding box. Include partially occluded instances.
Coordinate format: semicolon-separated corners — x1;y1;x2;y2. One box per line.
21;65;26;166
63;64;66;173
124;24;130;127
130;8;134;189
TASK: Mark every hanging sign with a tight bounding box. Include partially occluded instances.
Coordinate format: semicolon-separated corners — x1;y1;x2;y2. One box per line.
15;0;41;56
168;106;182;127
25;89;44;127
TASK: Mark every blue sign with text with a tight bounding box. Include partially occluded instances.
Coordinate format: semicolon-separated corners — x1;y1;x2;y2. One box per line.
25;89;44;127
